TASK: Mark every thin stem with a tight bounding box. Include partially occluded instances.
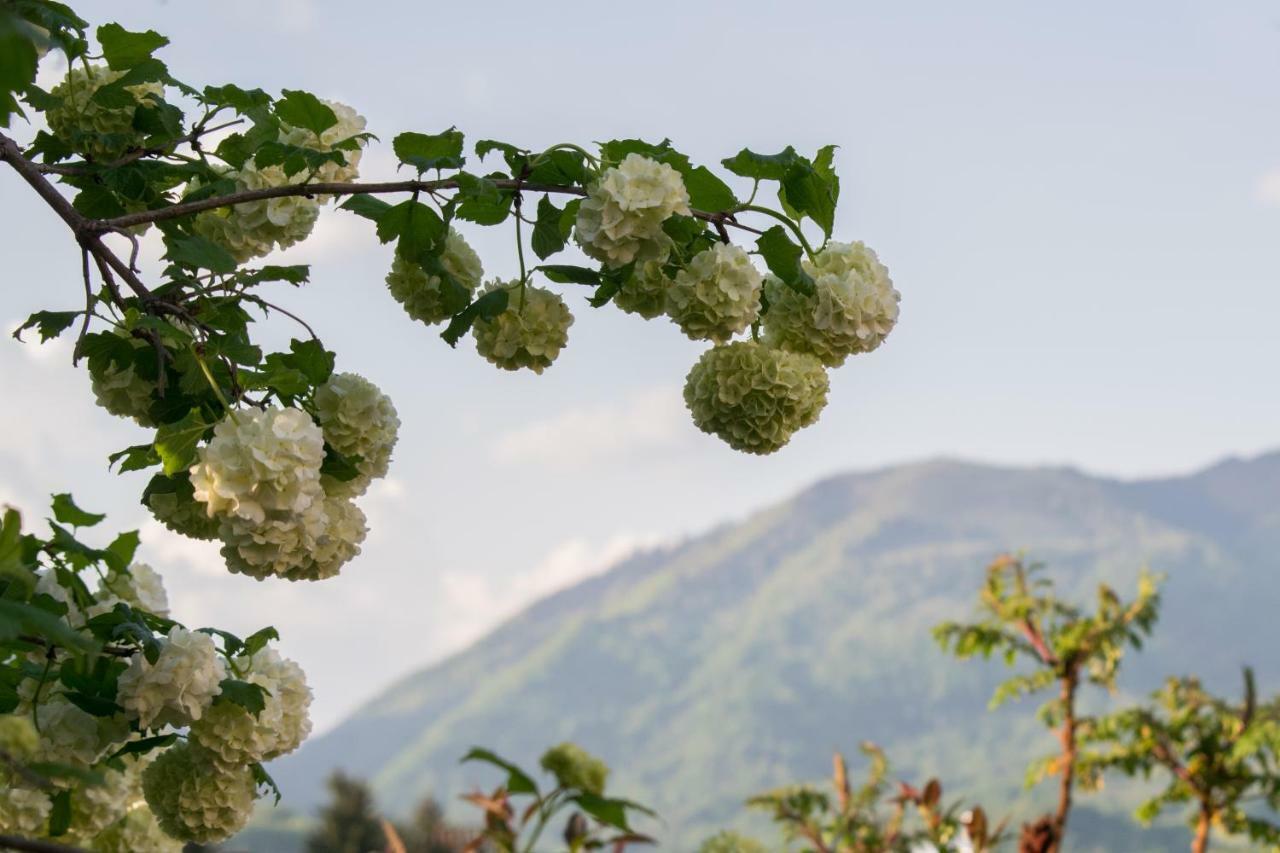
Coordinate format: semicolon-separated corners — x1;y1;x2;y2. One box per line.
193;348;233;416
733;203;816;258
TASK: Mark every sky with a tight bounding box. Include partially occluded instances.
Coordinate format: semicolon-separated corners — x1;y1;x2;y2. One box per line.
1;0;1278;732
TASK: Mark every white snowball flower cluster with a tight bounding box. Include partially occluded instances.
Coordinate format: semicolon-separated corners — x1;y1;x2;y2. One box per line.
763;241;900;366
117;626;227;729
67;762;138;840
217;494;367;582
88;336;155;427
278;99;368;187
665;243;763;342
684;340;829;455
386;229;484;325
315;372;400;496
614;260;672;319
193;163;320;262
473;281;574;374
190;647;313;766
32;694;128;770
46;63;164;160
93;806;183;853
142;742;257;844
98;562;170;617
191;407;326;525
575;153;690;267
0;787;50;836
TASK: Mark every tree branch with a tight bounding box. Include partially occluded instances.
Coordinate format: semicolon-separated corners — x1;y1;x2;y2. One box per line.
0;835;89;853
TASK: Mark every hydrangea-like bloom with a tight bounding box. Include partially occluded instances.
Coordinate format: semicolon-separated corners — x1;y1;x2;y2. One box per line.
89;340;154;426
142;743;256;844
762;241;899;366
32;695;128;770
93;806;183;853
117;627;227;729
34;569;83;626
147;475;220;541
98;563;170;617
613;260;671;319
46;63;164;160
190;648;312;766
315;372;400;494
0;787;51;836
0;714;38;765
575;153;690;267
68;764;137;840
385;229;484;325
683;341;829;455
220;496;366;582
190;406;326;526
472;282;573;374
193;163;320;262
665;243;762;342
540;742;609;796
278;99;367;187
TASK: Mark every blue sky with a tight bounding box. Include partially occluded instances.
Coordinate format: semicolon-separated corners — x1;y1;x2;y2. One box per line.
1;0;1278;731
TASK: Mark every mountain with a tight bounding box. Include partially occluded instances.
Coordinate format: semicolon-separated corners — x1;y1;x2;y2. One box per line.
267;452;1280;850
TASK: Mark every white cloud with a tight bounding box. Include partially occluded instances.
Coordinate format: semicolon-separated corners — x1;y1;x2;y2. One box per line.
491;386;690;467
1256;169;1280;207
436;532;662;653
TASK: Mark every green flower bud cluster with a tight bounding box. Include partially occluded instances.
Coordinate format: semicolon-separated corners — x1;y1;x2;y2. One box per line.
473;281;574;374
684;341;829;454
386;228;484;325
142;742;257;844
539;742;610;796
666;243;762;342
46;63;164;160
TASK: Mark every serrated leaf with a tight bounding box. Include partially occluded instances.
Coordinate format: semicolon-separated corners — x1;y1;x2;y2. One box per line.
275;89;337;136
756;226;814;295
339;194;392;223
539;265;600;285
376;199;446;261
251;762;282;804
320;445;362;483
460;747;539;796
393;128;465;172
97;23;168;70
721;147;802;181
531;195;566;260
242;626;279;658
13;310;79;343
683;166;736;212
202;83;271;113
217;678;270;717
441;287;509;347
164;233;237;274
154;408;210;476
108;443;160;473
109;733;178;760
104;530;140;574
51;494;105;528
283;338;334;384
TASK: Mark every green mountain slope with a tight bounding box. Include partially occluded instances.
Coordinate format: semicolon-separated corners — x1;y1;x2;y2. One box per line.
269;453;1280;849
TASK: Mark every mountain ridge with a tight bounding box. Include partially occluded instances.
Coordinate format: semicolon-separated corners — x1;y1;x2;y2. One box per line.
270;450;1280;849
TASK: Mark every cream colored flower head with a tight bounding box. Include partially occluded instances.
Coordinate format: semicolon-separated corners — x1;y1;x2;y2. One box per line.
683;340;829;454
117;626;227;729
386;229;484;325
220;495;366;582
190;406;326;526
142;742;256;844
97;563;170;617
315;372;400;492
278;99;368;187
665;243;762;342
0;787;51;837
89;333;155;426
574;153;690;268
193;163;319;262
190;647;312;766
613;260;672;319
46;63;164;160
32;694;129;771
92;805;183;853
472;281;574;374
763;241;899;366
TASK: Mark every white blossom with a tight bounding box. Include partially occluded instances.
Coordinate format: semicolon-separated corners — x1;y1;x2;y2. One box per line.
472;282;573;374
665;243;762;342
278;99;368;187
190;647;312;766
117;627;227;729
315;372;400;495
192;163;320;262
142;742;257;844
0;786;51;836
220;495;366;582
385;229;484;325
575;153;689;267
32;695;129;771
98;563;170;617
46;63;164;160
93;806;183;853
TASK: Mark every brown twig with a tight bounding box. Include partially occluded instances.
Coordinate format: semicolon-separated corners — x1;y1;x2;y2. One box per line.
0;836;90;853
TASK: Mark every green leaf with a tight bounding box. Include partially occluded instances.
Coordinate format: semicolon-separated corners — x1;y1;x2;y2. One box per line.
683;166;737;212
441;288;509;347
539;265;600;285
154;408;210;476
454;174;512;225
460;747;539;796
284;338;334;384
755;226;814;295
96;23;168;70
531;195;567;260
217;678;270;717
722;147;802;181
13;310;79;343
393;128;465;172
164;234;238;274
781;159;837;239
108;443;160;473
237;264;310;287
49;789;71;836
599;139;690;174
475;139;524;162
338;194;392;223
377;199;446;261
275;89;337;136
0;599;95;651
242;626;279;658
320;445;362;483
571;792;655;832
63;690;123;717
51;494;105;528
104;530;141;574
0;21;39;128
251;762;282;805
202;83;271;113
109;733;178;760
